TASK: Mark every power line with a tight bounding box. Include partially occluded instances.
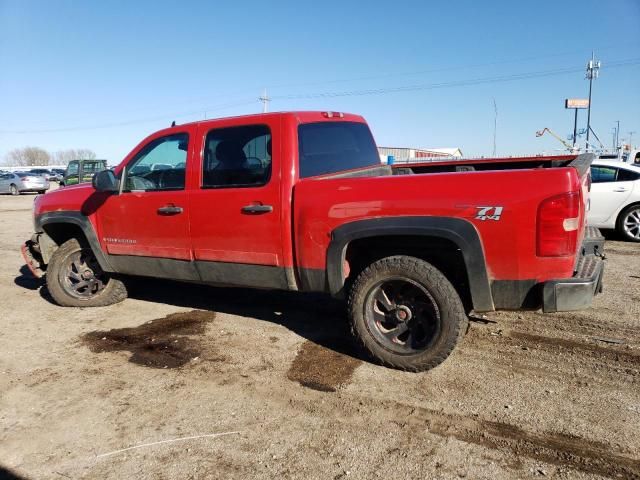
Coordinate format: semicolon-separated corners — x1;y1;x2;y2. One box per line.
8;44;633;131
272;58;640;100
0;99;257;134
263;42;640;90
3;57;639;135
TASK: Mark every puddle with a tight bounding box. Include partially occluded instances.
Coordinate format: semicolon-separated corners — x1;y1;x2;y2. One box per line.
82;310;215;369
287;339;361;392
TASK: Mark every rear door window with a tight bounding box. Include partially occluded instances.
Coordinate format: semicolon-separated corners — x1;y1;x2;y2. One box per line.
617;168;640;182
202;124;272;188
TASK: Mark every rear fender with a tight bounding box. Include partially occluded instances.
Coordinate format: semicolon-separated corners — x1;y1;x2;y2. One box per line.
325;216;494;312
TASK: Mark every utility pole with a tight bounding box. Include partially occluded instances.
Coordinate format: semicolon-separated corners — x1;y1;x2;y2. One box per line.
585;52;601;152
492;98;497;157
572;108;578;149
615;120;620;151
629;131;637;148
259;88;271;113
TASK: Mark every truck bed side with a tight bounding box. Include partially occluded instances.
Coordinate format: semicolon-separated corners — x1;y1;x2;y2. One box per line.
292;162;589;311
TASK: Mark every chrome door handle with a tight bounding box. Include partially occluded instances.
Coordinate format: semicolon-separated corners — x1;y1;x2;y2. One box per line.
613;188;628;192
241;204;273;214
157;205;183;215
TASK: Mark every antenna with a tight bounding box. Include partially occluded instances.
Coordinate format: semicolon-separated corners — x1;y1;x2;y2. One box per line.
492;98;497;157
585;52;601;151
259;88;271;113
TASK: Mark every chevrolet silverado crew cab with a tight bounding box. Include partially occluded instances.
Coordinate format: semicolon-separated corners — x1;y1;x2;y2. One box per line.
22;111;605;371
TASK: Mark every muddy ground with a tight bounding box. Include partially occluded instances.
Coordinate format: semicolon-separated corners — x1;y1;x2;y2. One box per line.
0;189;639;479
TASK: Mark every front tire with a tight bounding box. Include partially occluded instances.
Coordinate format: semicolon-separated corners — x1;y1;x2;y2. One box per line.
616;204;640;242
348;255;467;372
46;238;127;307
10;184;19;196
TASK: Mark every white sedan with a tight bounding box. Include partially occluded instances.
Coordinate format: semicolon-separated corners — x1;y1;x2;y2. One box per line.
588;160;640;242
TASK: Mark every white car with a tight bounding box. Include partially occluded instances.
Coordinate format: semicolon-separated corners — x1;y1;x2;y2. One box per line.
588;160;640;242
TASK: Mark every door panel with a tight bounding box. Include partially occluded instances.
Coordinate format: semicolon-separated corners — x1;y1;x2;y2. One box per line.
588;165;634;224
98;190;191;259
189;120;283;273
0;174;9;193
97;131;193;261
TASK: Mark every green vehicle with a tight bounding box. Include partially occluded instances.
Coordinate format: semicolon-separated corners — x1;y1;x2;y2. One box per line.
60;159;107;187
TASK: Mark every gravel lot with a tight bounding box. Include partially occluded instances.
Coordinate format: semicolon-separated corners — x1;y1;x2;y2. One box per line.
1;188;639;480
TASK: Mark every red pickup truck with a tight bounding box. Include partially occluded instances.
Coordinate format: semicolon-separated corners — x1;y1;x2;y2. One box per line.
22;111;605;371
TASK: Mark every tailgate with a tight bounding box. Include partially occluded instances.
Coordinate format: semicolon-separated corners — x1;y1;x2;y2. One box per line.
569;153;596;256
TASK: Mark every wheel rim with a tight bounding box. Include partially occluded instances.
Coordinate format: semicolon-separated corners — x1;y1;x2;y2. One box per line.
364;277;441;355
10;185;17;195
60;248;108;299
623;208;640;239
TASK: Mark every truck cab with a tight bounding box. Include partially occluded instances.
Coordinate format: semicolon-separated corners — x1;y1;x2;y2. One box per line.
61;159;107;187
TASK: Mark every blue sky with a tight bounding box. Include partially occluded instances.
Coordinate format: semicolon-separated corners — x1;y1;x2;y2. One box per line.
1;0;639;164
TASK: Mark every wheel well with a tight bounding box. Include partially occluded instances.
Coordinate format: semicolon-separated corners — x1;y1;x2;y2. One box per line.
42;223;89;248
616;201;640;226
344;235;472;311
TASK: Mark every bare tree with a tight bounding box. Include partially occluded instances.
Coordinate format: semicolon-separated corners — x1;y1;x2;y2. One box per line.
52;148;97;165
5;147;51;166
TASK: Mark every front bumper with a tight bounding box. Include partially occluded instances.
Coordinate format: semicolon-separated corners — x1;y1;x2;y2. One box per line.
21;236;45;278
542;227;605;313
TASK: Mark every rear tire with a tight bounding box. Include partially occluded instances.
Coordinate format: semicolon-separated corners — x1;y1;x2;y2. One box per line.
348;255;467;372
616;204;640;242
10;184;19;196
46;238;127;307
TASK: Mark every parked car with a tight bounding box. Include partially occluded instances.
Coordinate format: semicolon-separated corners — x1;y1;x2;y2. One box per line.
27;168;53;181
48;169;66;182
60;159;107;186
588;160;640;242
22;111;604;372
0;172;49;195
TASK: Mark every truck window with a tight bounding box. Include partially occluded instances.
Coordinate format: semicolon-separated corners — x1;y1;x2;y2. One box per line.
124;133;188;191
297;121;379;178
202;124;271;188
67;162;79;176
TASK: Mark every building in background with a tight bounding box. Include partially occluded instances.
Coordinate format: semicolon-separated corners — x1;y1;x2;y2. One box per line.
378;146;463;163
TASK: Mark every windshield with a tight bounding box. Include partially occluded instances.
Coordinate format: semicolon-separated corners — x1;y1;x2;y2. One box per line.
298;121;379;178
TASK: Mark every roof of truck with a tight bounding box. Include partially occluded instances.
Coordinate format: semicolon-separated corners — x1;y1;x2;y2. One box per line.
174;111;367;128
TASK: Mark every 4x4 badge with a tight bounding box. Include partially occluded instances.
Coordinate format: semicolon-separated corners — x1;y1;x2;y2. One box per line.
476;206;503;221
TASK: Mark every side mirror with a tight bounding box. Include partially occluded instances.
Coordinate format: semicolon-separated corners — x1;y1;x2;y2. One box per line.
92;169;119;193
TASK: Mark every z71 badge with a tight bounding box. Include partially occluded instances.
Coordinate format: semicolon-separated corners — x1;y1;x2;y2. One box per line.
475;206;503;221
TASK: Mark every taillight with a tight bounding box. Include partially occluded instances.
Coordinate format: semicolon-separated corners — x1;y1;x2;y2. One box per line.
537;192;581;257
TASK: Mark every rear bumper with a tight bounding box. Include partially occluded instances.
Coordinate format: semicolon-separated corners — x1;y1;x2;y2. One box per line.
542;227;605;313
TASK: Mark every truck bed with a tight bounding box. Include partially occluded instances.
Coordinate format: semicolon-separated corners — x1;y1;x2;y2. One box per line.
391;154;582;174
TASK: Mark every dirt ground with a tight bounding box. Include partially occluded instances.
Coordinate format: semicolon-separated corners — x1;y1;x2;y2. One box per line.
1;188;639;480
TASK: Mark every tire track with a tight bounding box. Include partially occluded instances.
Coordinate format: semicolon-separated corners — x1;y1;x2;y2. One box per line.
365;399;640;479
463;326;640;386
515;312;640;343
